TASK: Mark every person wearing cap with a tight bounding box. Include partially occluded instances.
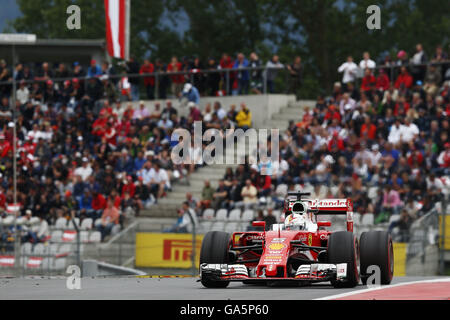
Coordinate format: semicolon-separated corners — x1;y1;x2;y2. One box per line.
181;82;200;104
396;50;408;66
132;100;150;121
74;157;93;181
87;59;102;78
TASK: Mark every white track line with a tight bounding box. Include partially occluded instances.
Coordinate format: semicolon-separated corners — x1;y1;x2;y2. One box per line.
316;277;450;300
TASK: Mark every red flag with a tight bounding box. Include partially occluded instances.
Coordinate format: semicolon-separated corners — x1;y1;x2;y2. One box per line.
105;0;130;60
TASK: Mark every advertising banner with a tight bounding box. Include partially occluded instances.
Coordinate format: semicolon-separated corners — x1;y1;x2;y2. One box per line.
136;233;203;268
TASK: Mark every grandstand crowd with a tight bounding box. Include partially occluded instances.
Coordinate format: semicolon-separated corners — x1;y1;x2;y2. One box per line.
0;44;449;248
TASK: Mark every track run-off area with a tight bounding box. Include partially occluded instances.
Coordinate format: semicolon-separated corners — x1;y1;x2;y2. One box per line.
0;276;448;300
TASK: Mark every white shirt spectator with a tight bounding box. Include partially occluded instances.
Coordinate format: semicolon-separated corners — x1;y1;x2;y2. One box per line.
179;208;198;233
74;165;93;181
154;168;170;188
401;122;419;143
140;167;156;185
338;61;358;83
133;107;150;120
426;176;445;192
359;59;376;70
16;87;30;105
37;219;49;238
216;108;226;120
273;159;289;177
388;124;406;145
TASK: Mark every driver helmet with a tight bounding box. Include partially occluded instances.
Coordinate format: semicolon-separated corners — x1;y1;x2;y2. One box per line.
284;213;306;230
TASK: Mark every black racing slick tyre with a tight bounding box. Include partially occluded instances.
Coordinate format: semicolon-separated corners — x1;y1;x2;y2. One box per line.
360;230;394;285
199;231;231;288
327;231;360;288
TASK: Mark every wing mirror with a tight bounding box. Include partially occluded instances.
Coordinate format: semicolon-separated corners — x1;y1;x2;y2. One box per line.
252;221;266;229
317;221;331;227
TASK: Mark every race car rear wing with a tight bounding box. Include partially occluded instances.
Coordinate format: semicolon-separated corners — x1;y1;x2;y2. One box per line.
306;198;354;232
285;192;354;232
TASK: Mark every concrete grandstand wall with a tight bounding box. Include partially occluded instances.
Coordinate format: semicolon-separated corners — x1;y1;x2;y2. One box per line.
127;94;297;129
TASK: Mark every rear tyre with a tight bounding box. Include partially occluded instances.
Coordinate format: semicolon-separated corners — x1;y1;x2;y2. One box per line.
360;231;394;285
327;231;360;288
199;231;231;288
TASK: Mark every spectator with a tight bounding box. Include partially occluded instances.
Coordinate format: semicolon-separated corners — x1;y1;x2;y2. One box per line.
361;68;376;92
164;201;198;233
265;55;284;93
126;55;141;101
388;209;414;242
394;66;413;90
249;52;263;94
264;208;277;231
167;56;184;97
205;57;220;96
410;43;428;82
200;180;214;209
181;83;200;105
87;59;102;78
423;64;442;96
235;103;252;130
139;59;155;100
233;53;250;95
376;69;390;92
97;198;120;241
287;56;303;99
338;56;358;87
241;179;258;208
359;51;376;70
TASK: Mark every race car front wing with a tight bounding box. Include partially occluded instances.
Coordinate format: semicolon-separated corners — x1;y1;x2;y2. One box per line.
200;263;348;283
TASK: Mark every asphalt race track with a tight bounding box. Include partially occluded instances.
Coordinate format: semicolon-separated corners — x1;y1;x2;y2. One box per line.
0;276;448;300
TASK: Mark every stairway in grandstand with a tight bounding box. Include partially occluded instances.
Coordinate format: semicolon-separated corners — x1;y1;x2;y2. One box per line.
138;99;315;222
261;99;315;130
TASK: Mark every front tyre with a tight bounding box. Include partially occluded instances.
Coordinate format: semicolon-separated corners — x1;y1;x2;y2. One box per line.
360;231;394;285
327;231;360;288
199;231;231;288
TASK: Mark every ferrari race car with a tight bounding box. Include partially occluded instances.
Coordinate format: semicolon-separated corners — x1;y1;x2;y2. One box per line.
199;192;394;288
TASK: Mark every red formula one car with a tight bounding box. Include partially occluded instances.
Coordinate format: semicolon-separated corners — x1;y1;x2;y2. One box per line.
199;192;394;288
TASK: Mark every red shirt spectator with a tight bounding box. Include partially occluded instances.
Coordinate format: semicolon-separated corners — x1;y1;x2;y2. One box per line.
376;70;390;91
324;105;341;122
0;135;11;158
167;58;184;84
360;70;376;92
122;177;136;198
92;192;107;211
395;67;413;89
139;60;155;86
328;133;345;151
360;122;377;140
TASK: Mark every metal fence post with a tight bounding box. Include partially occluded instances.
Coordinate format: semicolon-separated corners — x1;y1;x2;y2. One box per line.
187;210;197;276
72;219;81;268
439;196;447;275
263;67;267;94
155;72;159;100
